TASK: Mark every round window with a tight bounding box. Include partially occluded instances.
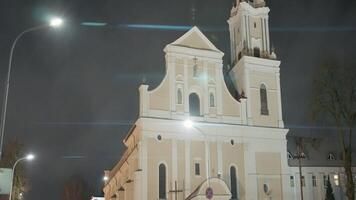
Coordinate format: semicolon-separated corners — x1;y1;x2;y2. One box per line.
157;135;162;141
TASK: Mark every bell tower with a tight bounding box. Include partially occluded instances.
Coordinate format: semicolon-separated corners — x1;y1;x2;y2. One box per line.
228;0;275;65
228;0;284;128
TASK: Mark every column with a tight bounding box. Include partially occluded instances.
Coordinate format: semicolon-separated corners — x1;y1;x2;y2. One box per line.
184;140;191;197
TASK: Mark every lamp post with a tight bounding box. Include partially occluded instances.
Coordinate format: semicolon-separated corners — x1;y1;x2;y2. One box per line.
8;154;35;200
184;119;211;185
0;17;63;158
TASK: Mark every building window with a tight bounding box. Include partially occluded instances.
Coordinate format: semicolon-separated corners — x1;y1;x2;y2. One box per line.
323;175;328;188
301;176;305;187
254;22;257;28
195;163;200;175
334;174;339;186
312;175;317;187
177;88;183;104
231;139;235;145
159;164;166;199
290;176;295;187
230;166;238;199
260;84;269;115
209;93;215;107
254;47;260;57
327;153;336;160
189;93;200;116
287;151;294;160
157;135;162;141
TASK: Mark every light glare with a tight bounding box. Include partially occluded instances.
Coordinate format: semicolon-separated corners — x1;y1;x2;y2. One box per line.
103;176;109;181
184;119;193;129
50;18;63;27
26;154;35;160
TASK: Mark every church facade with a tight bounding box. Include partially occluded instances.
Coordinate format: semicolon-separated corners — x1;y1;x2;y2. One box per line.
103;1;354;200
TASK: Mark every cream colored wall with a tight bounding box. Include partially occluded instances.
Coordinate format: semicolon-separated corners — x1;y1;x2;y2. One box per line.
147;137;172;200
178;31;212;50
149;74;170;111
255;152;282;200
177;140;186;200
250;71;277;89
190;141;206;190
145;53;243;121
250;89;278;127
104;149;139;200
210;142;218;176
222;86;240;116
255;152;281;174
249;17;262;39
222;143;245;199
248;70;279;127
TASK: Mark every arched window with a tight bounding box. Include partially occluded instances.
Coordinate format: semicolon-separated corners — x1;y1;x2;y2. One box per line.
177;89;183;104
230;166;238;200
189;93;200;116
159;164;166;199
254;47;260;57
209;93;215;107
260;84;269;115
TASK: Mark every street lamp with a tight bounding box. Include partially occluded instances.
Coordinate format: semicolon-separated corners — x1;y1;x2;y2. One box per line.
184;119;211;185
49;17;63;27
8;153;35;200
0;17;64;158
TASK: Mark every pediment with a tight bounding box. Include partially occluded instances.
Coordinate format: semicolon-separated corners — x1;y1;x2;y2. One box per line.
170;26;222;52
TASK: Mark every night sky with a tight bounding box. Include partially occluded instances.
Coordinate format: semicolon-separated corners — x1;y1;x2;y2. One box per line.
0;0;355;199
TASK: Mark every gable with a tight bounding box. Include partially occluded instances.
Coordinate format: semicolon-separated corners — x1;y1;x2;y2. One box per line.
170;26;221;52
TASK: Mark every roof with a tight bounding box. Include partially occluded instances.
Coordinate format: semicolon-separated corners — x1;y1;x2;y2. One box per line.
287;129;356;167
168;26;223;53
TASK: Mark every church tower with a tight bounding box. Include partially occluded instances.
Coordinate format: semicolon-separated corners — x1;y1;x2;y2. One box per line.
228;0;284;128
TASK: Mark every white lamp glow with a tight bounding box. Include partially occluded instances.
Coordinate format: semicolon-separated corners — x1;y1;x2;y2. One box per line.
50;17;63;27
184;119;193;129
26;154;35;160
103;176;109;181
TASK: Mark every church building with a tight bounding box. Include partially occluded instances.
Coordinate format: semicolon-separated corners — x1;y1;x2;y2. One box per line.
103;0;354;199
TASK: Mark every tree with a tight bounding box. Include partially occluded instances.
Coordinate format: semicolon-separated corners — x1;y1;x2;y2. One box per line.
62;175;93;200
0;138;29;200
312;58;356;200
325;176;335;200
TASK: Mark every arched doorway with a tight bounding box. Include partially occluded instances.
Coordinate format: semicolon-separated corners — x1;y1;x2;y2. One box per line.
189;93;200;116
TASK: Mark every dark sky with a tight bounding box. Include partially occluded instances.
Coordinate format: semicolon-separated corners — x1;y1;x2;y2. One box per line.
0;0;355;199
